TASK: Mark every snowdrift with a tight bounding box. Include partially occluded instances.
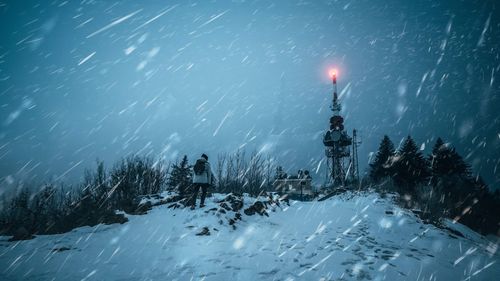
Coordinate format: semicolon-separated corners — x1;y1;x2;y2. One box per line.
0;192;498;280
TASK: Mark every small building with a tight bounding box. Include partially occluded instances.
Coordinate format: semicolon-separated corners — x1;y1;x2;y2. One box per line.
273;169;313;200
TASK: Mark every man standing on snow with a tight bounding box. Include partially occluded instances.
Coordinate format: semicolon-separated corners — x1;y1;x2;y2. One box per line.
191;153;214;209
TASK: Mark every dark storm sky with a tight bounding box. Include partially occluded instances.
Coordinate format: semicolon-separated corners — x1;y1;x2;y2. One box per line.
0;0;498;189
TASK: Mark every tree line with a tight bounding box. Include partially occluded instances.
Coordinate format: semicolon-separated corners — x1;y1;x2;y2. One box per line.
167;150;276;197
368;135;499;236
0;151;281;240
2;138;496;240
0;156;168;240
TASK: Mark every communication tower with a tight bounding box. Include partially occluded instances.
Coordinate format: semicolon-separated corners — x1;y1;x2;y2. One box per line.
322;70;359;187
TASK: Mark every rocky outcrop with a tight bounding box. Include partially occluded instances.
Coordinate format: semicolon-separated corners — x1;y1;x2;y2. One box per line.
167;197;192;209
244;193;289;217
217;193;244;212
195;227;210;236
244;201;268;216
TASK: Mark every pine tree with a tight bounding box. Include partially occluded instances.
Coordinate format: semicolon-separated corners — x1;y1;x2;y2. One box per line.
392;136;429;192
74;186;100;225
31;185;57;233
429;137;470;181
369;135;395;182
168;155;192;196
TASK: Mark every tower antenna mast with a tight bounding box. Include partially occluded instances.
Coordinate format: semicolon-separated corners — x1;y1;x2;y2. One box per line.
323;68;356;188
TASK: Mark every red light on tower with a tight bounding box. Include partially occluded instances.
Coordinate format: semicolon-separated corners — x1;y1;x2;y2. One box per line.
328;68;338;84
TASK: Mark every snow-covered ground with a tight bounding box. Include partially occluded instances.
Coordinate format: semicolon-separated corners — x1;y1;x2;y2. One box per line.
0;192;498;281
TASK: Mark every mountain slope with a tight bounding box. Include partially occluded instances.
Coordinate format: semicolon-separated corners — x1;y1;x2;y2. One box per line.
0;192;498;280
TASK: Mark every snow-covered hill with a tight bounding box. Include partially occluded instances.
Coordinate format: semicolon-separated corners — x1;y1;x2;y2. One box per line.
0;192;498;280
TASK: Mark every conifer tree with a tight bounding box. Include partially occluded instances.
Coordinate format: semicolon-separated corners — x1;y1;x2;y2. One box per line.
392;136;429;192
369;135;395;182
168;155;192;196
428;137;471;206
429;137;470;181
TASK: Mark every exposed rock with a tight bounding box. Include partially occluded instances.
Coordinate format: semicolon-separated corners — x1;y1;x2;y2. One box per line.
167;202;183;209
137;193;190;210
205;207;219;214
244;201;269;217
217;193;244;212
220;202;232;211
155;194;184;206
131;201;152;215
52;246;71;252
196;227;210;236
266;194;289;209
244;206;255;216
167;197;191;209
229;212;242;227
101;213;128;225
242;193;289;217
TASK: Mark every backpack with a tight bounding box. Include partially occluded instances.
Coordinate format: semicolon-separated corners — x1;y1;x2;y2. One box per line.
193;159;206;175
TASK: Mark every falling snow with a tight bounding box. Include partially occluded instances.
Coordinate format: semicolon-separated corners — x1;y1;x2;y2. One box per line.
0;193;498;280
0;0;499;280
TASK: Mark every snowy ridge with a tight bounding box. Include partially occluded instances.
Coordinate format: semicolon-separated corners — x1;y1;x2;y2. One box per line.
0;192;498;280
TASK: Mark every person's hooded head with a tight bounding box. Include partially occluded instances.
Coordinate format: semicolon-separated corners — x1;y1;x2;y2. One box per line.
201;153;208;161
